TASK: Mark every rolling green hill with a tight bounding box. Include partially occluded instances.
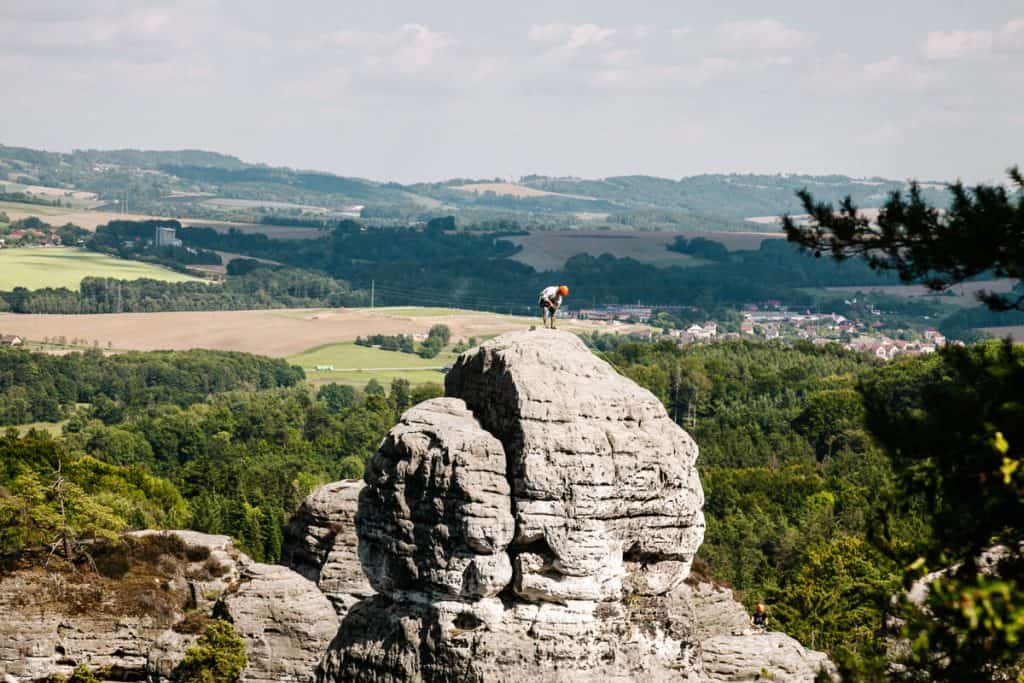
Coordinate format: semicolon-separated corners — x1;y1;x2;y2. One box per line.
0;247;204;290
0;143;953;231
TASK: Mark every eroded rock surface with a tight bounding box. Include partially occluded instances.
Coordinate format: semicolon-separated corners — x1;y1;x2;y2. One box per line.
283;479;375;614
446;329;706;601
700;633;835;682
320;330;834;682
357;398;514;600
218;564;338;683
0;530;334;683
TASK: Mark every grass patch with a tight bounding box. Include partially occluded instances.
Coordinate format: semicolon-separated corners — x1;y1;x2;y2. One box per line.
15;420;66;436
0;200;72;217
289;341;457;387
0;247;205;290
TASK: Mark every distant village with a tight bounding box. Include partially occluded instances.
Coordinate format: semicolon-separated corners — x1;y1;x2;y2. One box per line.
576;303;950;359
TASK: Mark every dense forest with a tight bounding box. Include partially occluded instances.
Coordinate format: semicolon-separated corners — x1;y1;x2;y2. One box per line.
595;337;1021;679
0;345;442;564
0;348;304;425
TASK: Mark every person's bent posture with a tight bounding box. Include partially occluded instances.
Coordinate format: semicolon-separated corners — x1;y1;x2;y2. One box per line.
750;604;768;633
538;285;569;329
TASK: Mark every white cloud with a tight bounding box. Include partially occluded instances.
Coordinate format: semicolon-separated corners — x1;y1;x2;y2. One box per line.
528;23;616;64
923;30;993;60
810;53;944;93
325;24;455;74
718;19;812;51
923;17;1024;60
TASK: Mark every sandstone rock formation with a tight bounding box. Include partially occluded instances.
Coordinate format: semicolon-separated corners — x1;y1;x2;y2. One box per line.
0;530;336;683
1;330;837;682
319;330;837;682
283;479;375;614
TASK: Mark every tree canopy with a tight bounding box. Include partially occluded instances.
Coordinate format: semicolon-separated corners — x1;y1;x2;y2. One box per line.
783;167;1024;311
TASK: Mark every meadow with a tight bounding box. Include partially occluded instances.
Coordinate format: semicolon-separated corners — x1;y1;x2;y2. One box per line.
0;200;321;237
0;247;205;290
288;341;457;386
506;230;782;271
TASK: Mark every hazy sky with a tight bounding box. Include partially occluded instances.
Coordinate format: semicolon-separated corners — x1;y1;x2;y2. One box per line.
2;1;1022;183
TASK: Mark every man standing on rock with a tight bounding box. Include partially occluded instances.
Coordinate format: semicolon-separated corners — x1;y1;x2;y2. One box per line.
538;285;569;329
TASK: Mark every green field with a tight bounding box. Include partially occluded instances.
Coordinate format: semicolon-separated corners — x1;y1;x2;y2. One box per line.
0;248;205;290
0;200;75;217
288;341;457;387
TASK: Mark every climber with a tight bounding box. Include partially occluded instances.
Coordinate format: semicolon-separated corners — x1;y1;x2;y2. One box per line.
538;285;569;329
750;604;768;634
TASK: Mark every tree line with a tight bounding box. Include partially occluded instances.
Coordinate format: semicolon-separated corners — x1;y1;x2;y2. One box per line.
0;348;304;425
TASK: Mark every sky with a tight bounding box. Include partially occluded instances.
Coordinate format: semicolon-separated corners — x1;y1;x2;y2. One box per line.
1;1;1022;184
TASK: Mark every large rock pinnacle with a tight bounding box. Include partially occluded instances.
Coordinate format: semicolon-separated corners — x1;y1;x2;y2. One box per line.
445;329;705;602
320;330;719;681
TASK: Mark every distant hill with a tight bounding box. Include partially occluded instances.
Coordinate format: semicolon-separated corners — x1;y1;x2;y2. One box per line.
0;143;953;230
515;173;952;220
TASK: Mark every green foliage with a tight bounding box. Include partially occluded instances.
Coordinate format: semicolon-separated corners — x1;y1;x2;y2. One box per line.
318;383;357;413
772;536;897;674
67;664;102;683
856;341;1024;679
0;347;304;426
602;339;914;675
0;265;365;314
428;324;451;345
171;620;246;683
859;341;1022;558
785;167;1024;311
0;430;188;557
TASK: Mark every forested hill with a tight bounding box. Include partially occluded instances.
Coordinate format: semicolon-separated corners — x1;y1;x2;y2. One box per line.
1;143;950;229
512;173;953;220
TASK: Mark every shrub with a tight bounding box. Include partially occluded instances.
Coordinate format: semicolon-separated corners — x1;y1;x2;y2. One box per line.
171;620;246;682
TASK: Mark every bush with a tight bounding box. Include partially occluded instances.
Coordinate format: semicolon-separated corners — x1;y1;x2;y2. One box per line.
171;620;246;682
67;664;102;683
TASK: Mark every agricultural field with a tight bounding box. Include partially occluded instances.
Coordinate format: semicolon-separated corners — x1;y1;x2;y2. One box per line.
453;182;597;201
982;325;1024;342
0;200;321;238
0;247;205;290
506;230;782;271
0;307;647;358
288;341;457;386
824;279;1019;307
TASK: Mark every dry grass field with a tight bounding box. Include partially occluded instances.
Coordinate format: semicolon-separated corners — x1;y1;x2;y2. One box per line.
507;230;782;271
0;201;321;238
983;326;1024;341
825;279;1019;306
0;307;650;358
453;182;596;200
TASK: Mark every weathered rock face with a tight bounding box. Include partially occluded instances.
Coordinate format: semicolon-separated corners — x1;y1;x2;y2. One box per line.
320;330;835;682
0;530;336;683
218;564;340;683
445;329;706;599
283;479;375;614
700;633;836;682
357;398;515;601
